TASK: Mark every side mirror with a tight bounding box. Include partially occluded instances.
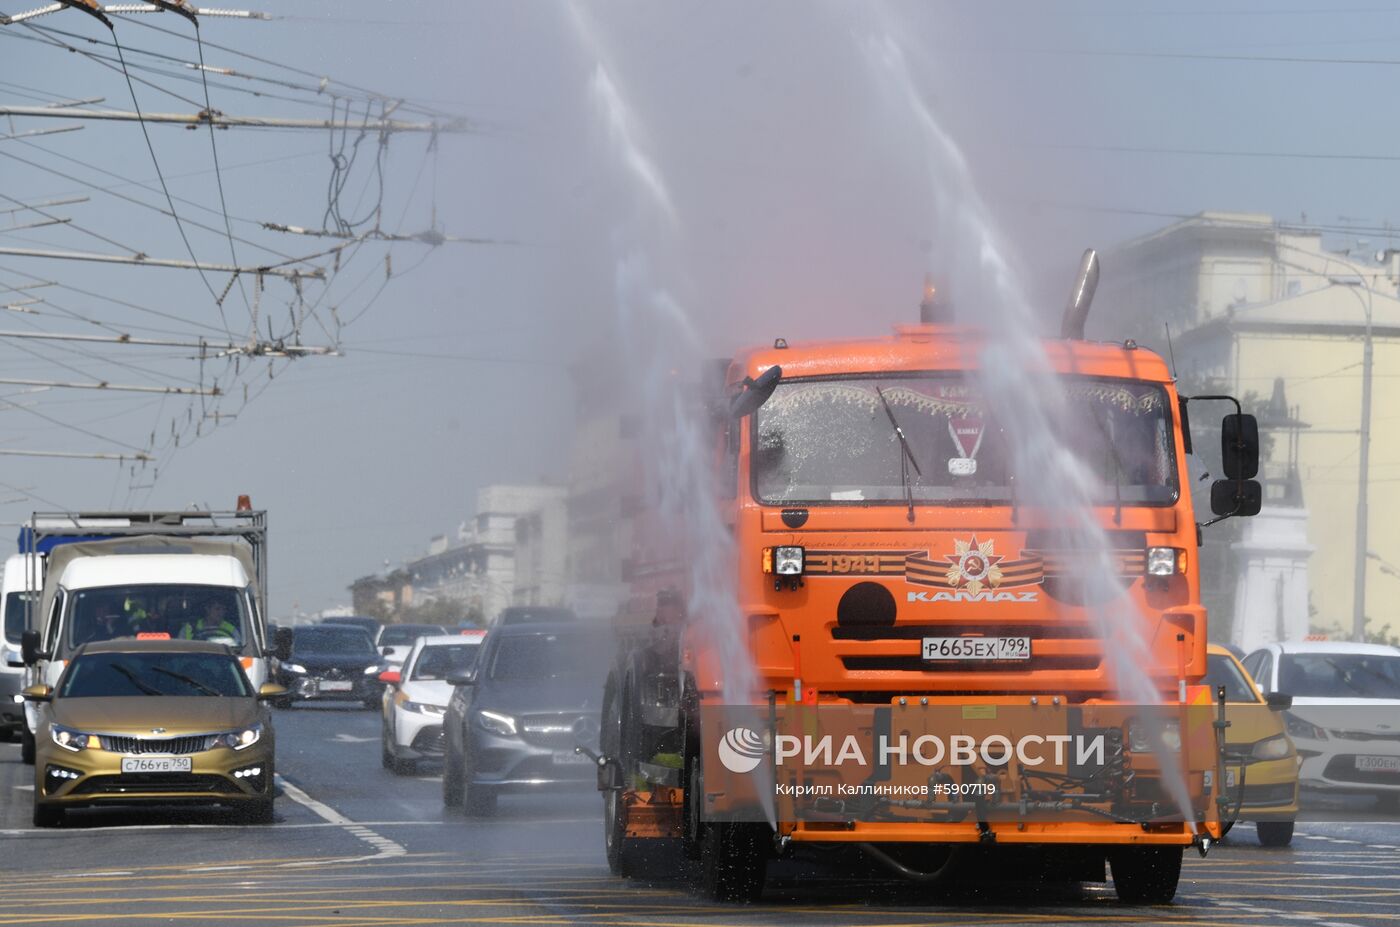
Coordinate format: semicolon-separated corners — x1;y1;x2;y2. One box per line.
257;683;288;701
382;646;393;657
21;683;52;702
378;669;401;685
1221;413;1259;480
20;629;45;666
446;668;477;687
1211;479;1262;517
272;627;294;663
1265;691;1293;712
728;365;782;419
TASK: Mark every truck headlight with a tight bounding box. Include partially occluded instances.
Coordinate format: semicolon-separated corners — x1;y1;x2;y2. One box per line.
763;546;804;575
50;724;92;752
1252;734;1293;761
1127;718;1182;753
1146;547;1182;576
476;709;517;736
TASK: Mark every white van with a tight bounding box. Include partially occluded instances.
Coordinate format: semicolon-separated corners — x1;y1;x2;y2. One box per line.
1;554;40;743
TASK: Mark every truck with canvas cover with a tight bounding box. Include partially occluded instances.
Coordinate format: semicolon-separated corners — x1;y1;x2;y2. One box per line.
18;505;283;765
594;256;1263;903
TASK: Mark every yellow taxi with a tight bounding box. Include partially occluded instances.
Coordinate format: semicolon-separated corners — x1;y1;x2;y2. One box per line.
1206;643;1299;846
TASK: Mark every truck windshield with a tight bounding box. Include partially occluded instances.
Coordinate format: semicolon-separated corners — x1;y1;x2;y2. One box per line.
754;375;1178;506
3;591;33;645
63;585;249;653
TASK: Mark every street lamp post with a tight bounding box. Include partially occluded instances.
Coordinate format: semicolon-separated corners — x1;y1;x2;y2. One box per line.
1330;276;1374;643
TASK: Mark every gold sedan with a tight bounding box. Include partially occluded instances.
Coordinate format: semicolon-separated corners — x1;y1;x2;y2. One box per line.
25;638;284;827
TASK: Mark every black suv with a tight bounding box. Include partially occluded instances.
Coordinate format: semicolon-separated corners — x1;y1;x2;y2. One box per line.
442;622;611;815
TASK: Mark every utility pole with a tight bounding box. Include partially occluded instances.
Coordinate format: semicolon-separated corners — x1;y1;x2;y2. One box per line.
1330;276;1375;642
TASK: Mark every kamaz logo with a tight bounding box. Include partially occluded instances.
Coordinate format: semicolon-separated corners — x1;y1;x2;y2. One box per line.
908;590;1039;604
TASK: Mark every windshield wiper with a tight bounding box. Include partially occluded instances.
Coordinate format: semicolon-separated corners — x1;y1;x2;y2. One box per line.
109;662;167;696
876;386;923;523
150;666;220;696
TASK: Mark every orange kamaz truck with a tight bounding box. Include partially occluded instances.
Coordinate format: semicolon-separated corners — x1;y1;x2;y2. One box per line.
594;256;1262;903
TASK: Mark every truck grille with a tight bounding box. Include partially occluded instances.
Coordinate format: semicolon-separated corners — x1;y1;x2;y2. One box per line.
101;734;212;755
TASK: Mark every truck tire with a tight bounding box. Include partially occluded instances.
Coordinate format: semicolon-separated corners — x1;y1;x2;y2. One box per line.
1256;821;1294;847
1109;846;1182;904
20;726;34;765
699;821;767;902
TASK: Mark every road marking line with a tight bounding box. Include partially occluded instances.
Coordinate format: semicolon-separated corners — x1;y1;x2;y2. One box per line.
275;775;405;859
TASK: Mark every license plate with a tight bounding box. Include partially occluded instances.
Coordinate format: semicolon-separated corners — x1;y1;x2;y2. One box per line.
318;680;353;692
1204;768;1238;789
553;750;593;766
1356;755;1400;774
922;637;1030;661
120;756;192;774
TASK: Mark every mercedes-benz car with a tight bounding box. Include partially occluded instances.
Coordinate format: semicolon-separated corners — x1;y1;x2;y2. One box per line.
442;622;610;815
26;638;282;827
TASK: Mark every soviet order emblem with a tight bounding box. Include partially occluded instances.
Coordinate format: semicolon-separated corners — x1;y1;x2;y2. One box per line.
945;536;1003;595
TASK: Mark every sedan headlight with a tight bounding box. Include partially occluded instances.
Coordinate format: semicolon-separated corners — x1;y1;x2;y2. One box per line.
402;700;446;716
364;663;386;675
476;709;517;736
280;662;307;675
1284;712;1328;741
213;721;263;751
50;723;92;752
1127;718;1182;753
1252;733;1294;761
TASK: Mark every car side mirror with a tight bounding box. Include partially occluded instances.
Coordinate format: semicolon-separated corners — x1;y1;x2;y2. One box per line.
21;683;51;702
272;627;294;663
20;629;46;665
446;668;477;687
1221;413;1260;480
1211;479;1262;518
378;669;401;685
382;646;393;657
257;683;288;701
1265;691;1293;712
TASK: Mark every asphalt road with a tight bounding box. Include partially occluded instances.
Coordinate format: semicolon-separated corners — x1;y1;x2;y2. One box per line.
3;704;1400;926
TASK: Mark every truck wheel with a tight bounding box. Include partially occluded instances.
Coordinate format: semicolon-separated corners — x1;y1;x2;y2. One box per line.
32;799;62;828
443;748;465;809
699;821;767;902
682;757;703;860
20;726;34;765
1109;846;1182;904
1256;821;1294;847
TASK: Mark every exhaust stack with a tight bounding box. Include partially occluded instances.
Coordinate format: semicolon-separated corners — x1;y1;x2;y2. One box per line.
1060;249;1100;340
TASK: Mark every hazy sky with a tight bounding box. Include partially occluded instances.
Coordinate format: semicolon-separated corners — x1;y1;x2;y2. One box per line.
2;1;1398;612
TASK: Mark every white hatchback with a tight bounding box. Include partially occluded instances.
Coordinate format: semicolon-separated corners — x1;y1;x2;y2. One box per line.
1243;640;1400;807
381;632;486;774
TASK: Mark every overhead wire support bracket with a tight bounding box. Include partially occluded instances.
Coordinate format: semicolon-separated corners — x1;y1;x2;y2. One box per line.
0;3;266;24
0;245;326;280
0;105;469;133
0;377;219;395
0;328;339;357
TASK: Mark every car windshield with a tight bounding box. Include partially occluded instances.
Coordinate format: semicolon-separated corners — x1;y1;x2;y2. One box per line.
488;633;613;682
64;585;248;652
379;624;446;646
3;590;34;645
295;627;375;655
59;651;251;697
410;643;481;681
1278;653;1400;700
754;375;1178;505
1205;654;1260;703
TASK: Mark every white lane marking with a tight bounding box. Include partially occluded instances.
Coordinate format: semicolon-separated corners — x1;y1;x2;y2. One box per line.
331;734;376;743
275;775;405;859
12;784;33;791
